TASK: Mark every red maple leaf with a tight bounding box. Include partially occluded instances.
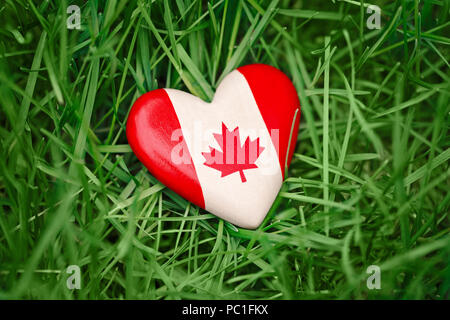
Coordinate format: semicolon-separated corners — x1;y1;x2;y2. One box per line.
202;122;265;182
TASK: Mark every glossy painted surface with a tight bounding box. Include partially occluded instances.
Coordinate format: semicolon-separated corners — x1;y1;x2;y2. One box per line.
237;64;301;177
126;89;205;208
126;64;301;228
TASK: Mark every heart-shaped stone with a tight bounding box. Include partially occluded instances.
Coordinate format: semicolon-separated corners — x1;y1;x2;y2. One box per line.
126;64;300;228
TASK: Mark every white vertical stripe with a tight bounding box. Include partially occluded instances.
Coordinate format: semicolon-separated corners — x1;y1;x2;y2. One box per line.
165;70;282;228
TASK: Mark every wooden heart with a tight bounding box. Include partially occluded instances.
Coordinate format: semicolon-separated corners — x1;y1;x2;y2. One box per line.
126;64;300;228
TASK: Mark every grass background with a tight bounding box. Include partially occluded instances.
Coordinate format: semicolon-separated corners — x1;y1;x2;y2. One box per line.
0;0;449;299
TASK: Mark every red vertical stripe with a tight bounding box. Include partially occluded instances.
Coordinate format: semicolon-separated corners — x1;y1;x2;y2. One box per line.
126;89;205;208
237;64;301;177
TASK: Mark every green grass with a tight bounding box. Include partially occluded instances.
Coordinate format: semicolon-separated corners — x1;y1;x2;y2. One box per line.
0;0;449;299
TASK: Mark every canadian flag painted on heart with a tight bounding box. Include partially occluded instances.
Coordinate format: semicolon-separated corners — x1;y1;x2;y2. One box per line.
126;64;300;228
